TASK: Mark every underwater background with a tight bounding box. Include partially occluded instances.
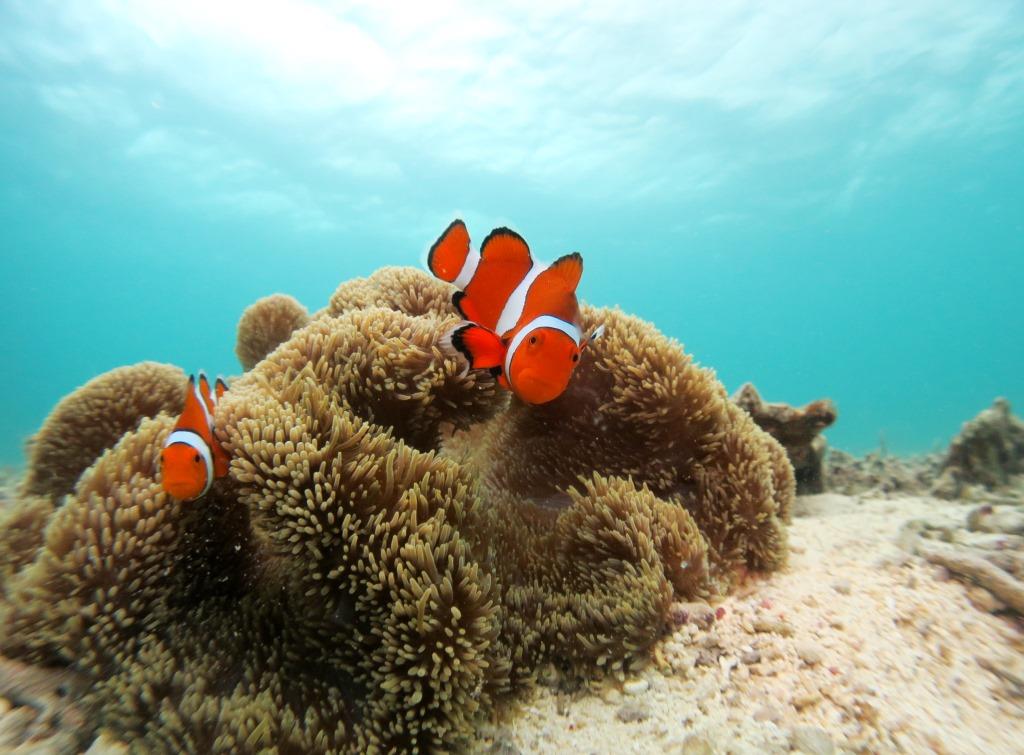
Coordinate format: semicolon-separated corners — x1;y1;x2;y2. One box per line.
1;0;1022;466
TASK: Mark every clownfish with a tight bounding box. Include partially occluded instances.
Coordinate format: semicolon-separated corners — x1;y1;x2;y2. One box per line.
160;372;229;501
428;219;604;404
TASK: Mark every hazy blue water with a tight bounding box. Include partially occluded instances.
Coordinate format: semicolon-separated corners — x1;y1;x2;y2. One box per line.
1;1;1022;467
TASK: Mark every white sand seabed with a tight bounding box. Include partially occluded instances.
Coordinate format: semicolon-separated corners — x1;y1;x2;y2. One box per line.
483;494;1024;754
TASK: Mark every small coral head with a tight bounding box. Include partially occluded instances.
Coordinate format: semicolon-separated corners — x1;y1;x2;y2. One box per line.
160;442;210;501
507;326;580;405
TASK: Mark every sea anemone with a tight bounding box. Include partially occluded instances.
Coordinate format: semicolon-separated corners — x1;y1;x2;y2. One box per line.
0;266;793;752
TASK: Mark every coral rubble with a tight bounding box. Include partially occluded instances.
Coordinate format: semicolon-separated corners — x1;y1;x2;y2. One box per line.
731;383;836;495
932;398;1024;499
235;293;310;371
824;449;942;497
0;267;793;752
901;501;1024;616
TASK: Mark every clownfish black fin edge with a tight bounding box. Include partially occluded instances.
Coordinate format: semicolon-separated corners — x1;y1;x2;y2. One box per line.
547;252;584;292
427;218;469;281
479;226;532;265
452;290;469;318
443;322;504;370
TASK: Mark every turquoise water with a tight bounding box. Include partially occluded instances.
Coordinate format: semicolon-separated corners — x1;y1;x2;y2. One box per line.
1;1;1022;466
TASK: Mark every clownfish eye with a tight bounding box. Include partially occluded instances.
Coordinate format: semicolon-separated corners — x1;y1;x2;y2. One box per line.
530;336;537;345
572;353;579;363
194;453;201;463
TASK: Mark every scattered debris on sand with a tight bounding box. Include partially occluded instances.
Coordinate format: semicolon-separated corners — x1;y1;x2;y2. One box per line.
901;501;1024;616
824;450;942;497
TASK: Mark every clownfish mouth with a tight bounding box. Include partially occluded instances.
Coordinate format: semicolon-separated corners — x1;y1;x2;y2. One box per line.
162;478;202;501
514;370;570;405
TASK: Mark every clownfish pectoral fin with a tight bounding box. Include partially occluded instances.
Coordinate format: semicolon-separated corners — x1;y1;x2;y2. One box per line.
441;323;505;370
177;374;211;435
582;324;606;351
479;227;532;267
427;219;471;283
547;252;583;293
212;438;230;478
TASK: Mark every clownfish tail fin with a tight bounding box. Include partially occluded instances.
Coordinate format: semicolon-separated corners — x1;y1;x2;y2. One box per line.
215;375;228;400
427;219;471;283
440;322;505;370
548;252;583;292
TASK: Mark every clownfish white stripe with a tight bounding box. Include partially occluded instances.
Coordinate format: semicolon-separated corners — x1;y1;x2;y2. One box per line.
504;315;582;379
163;429;214;497
452;248;481;290
193;376;213;429
496;261;549;336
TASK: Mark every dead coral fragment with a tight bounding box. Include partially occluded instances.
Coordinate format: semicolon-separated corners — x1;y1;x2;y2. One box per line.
905;497;1024;614
235;293;310;370
933;398;1024;498
902;503;1024;616
732;382;836;495
21;361;186;501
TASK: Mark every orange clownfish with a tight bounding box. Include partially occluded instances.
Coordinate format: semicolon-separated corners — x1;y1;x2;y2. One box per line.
427;219;604;404
160;372;229;500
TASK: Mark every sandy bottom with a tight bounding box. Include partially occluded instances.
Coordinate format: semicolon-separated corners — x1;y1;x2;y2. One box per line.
2;494;1022;753
479;494;1024;754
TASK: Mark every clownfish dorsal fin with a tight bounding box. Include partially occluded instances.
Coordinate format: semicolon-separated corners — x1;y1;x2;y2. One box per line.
546;252;583;293
197;371;216;413
175;374;212;440
215;375;228;401
479;227;532;267
427;219;471;283
442;323;505;370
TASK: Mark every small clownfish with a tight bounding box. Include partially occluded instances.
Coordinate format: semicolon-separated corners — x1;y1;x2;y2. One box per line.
427;219;604;405
160;372;229;501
